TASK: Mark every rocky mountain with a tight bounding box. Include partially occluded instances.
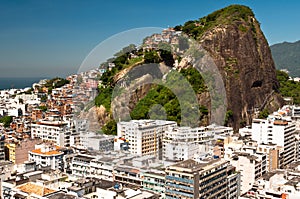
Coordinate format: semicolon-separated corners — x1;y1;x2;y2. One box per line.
271;40;300;77
175;5;283;130
90;4;283;133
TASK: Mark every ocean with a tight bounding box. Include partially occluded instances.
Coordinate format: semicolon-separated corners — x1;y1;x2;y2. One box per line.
0;77;49;90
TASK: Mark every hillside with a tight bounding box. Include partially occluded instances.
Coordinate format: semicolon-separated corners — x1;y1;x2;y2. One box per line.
92;4;283;133
276;70;300;105
271;40;300;77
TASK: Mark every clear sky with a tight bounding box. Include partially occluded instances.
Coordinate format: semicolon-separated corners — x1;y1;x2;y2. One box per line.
1;0;300;78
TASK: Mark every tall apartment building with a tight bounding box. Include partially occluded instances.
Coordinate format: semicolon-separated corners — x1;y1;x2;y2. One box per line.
251;119;296;168
117;120;177;156
31;119;72;147
256;143;283;172
229;151;266;195
163;126;213;161
165;158;240;199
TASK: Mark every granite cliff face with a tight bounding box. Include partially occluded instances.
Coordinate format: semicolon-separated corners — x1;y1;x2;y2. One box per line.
181;5;283;129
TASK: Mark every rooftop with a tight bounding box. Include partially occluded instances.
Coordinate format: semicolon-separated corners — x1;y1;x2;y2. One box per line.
17;182;56;196
168;158;227;172
31;146;63;156
261;170;285;181
46;192;78;199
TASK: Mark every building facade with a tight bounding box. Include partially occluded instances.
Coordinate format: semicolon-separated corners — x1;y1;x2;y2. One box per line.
28;143;64;170
31;119;72;147
165;158;240;199
117;120;177;156
163;126;213;161
252;119;296;168
6;139;40;164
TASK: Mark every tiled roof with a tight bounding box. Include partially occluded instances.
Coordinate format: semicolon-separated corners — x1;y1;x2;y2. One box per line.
17;183;56;196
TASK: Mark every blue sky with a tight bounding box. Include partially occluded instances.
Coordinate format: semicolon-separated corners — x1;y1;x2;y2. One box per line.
0;0;300;78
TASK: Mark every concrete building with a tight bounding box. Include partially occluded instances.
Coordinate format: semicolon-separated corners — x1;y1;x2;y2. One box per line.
245;163;300;199
0;161;14;182
28;143;64;170
69;152;134;180
117;120;177;156
31;118;72;147
70;154;94;179
71;119;88;147
3;182;57;198
251;119;296;168
142;170;165;198
88;186;159;199
80;132;114;151
163;126;213;161
165;158;240;199
90;157;114;181
230;151;267;195
114;165;143;188
6;139;40;164
256;143;283;172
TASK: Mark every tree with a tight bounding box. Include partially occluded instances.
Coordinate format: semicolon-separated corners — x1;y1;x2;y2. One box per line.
102;120;117;135
258;109;269;119
0;116;13;128
144;51;160;64
39;106;48;112
224;110;233;126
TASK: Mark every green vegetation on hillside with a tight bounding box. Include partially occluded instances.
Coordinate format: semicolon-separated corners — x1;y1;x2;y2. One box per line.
96;49;144;111
43;77;70;94
95;45;146;135
271;41;300;77
131;68;208;126
258;109;269;119
175;5;254;39
96;43;211;133
102;120;117;135
95;86;113;110
277;70;300;104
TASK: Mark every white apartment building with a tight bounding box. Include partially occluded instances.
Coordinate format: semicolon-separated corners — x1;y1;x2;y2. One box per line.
70;154;94;179
80;131;114;151
28;143;64;170
117;120;177;156
90;158;114;181
251;119;296;168
256;143;284;172
230;151;267;195
31;118;72;147
163;126;213;161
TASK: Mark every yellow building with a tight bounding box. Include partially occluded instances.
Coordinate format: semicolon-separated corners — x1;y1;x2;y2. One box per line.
6;139;40;164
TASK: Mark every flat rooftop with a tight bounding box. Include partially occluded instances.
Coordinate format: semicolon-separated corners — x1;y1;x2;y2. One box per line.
168;158;227;172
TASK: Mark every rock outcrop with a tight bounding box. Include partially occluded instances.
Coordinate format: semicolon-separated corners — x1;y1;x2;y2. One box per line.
193;5;283;129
